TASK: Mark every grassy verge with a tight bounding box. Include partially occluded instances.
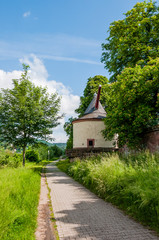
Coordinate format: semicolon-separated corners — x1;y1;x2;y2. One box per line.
0;159;53;240
57;152;159;233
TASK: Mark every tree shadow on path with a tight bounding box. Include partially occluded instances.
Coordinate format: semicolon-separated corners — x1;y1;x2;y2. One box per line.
46;162;159;240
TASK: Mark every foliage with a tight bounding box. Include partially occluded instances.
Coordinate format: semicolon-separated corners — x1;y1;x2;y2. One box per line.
53;143;66;151
0;166;41;240
48;145;63;158
56;159;70;172
103;58;159;148
31;142;64;160
75;75;109;117
0;148;21;168
63;117;75;149
26;149;39;162
0;64;62;166
57;152;159;233
101;0;159;82
31;142;48;161
37;140;66;151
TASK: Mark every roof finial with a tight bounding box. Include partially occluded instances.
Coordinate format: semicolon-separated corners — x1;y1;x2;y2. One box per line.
95;85;101;109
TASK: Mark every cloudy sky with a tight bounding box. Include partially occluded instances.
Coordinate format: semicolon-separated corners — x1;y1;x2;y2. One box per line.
0;0;143;142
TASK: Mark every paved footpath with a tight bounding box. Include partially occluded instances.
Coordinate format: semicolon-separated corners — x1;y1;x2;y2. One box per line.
46;161;159;240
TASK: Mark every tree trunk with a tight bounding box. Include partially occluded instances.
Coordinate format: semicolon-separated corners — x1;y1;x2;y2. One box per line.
23;146;26;167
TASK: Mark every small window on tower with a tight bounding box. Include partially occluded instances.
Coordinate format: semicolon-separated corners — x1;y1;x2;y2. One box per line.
87;139;95;147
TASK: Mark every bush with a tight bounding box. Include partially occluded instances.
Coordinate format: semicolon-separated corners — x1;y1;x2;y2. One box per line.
48;145;63;159
0;148;21;168
25;149;39;162
30;142;64;161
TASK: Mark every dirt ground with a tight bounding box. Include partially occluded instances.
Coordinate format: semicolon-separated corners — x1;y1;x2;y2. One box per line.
35;172;55;240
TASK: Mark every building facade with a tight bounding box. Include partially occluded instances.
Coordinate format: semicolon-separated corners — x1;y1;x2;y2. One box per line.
67;86;118;158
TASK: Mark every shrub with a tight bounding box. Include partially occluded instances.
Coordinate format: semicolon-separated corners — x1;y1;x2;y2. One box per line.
25;149;39;162
0;148;21;168
48;145;63;159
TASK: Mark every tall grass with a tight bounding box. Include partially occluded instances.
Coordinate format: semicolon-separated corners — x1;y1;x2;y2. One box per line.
0;167;41;240
0;145;57;240
57;152;159;233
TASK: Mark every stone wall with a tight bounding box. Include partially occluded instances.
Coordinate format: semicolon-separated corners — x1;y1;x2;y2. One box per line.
143;126;159;152
66;147;118;160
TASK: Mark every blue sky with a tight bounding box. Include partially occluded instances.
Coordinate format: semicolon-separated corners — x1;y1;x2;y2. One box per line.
0;0;143;142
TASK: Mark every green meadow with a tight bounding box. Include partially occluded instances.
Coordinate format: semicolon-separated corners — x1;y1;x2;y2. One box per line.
0;166;41;240
57;151;159;233
0;143;62;240
0;148;49;240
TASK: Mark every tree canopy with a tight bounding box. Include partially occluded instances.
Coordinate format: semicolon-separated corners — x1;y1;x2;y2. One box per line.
63;117;74;149
0;64;62;165
75;75;109;117
101;0;159;148
101;0;159;82
103;58;159;148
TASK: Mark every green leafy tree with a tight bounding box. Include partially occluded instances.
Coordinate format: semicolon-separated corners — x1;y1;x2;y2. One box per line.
48;145;63;158
64;117;74;149
75;75;109;117
101;1;159;82
32;142;49;161
0;64;62;166
103;58;159;148
25;149;39;162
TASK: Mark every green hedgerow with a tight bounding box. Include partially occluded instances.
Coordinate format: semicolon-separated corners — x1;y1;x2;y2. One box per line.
26;149;39;162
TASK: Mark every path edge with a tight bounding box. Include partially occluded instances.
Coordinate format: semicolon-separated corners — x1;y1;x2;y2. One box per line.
35;166;59;240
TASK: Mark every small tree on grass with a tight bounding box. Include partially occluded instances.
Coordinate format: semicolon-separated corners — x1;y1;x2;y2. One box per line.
0;64;62;166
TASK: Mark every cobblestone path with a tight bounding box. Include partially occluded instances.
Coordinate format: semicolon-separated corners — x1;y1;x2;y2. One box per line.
46;161;159;240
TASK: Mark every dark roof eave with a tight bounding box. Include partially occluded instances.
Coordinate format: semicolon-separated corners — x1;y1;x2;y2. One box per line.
72;117;105;124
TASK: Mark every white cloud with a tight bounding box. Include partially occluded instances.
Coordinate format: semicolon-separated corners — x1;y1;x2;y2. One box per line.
0;54;80;143
23;11;31;18
0;70;21;89
20;55;80;116
39;55;102;65
52;118;68;143
0;34;102;65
